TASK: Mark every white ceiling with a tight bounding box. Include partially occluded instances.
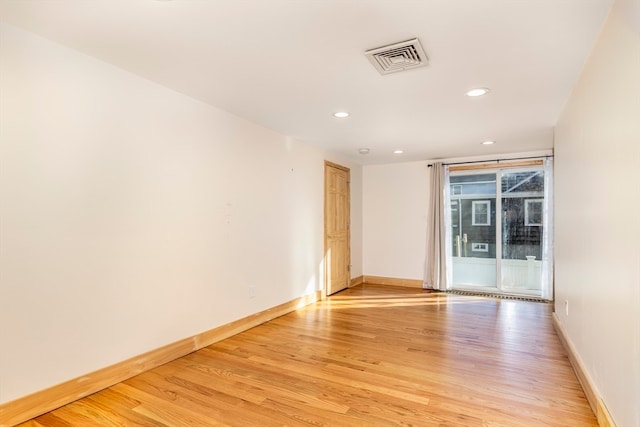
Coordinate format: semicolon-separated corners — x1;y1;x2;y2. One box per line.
0;0;612;164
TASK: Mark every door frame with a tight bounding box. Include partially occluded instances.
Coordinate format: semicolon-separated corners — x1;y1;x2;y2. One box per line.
323;161;351;298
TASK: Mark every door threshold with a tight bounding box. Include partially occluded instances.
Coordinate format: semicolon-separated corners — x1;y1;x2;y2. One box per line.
443;289;550;303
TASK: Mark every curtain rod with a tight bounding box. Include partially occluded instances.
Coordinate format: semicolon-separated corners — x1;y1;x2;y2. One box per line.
427;155;553;167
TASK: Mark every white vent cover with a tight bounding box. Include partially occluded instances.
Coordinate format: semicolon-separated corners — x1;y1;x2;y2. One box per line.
365;38;428;75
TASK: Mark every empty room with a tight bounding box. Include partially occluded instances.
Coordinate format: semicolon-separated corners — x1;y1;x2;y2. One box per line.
0;1;638;426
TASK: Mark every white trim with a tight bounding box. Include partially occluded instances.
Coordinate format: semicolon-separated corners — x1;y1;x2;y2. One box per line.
451;194;496;200
495;171;503;290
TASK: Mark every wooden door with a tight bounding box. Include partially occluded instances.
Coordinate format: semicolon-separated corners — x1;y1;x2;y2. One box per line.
324;162;350;295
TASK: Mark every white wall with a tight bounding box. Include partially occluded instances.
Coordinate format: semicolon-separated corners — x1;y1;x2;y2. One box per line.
363;161;429;280
347;159;364;279
0;23;362;404
554;0;640;424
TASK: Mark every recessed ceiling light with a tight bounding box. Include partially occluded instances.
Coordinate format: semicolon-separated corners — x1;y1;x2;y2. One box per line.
358;148;370;155
466;88;490;97
482;140;496;145
393;150;404;154
333;111;349;118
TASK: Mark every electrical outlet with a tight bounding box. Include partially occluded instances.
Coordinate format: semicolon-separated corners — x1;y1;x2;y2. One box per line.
248;285;256;299
564;300;569;316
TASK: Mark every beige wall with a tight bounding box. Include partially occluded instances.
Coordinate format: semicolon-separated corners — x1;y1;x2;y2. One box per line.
554;0;640;424
362;161;430;280
0;23;362;404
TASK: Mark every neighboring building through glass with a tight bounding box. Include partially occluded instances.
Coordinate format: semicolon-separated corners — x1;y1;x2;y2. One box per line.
449;171;544;261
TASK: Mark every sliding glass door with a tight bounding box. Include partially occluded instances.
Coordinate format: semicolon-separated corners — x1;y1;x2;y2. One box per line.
448;163;551;297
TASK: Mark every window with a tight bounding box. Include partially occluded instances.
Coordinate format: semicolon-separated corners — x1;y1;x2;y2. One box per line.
525;199;543;226
471;242;489;252
472;200;491;226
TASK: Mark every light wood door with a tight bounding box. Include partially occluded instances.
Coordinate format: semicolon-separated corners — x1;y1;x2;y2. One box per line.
324;162;350;295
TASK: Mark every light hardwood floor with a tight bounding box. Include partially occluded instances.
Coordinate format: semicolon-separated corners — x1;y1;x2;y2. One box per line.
18;285;597;426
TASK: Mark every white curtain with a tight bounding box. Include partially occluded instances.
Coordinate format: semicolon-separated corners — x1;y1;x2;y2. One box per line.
424;162;451;290
541;157;554;300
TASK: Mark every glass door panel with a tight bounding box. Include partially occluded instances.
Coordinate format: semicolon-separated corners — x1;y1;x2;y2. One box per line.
500;170;544;292
449;173;497;288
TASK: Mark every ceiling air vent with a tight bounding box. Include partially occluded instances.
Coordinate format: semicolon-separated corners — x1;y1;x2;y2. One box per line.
365;38;428;75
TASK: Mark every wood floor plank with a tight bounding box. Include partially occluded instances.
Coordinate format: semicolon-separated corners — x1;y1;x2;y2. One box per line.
18;284;597;426
13;421;48;427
